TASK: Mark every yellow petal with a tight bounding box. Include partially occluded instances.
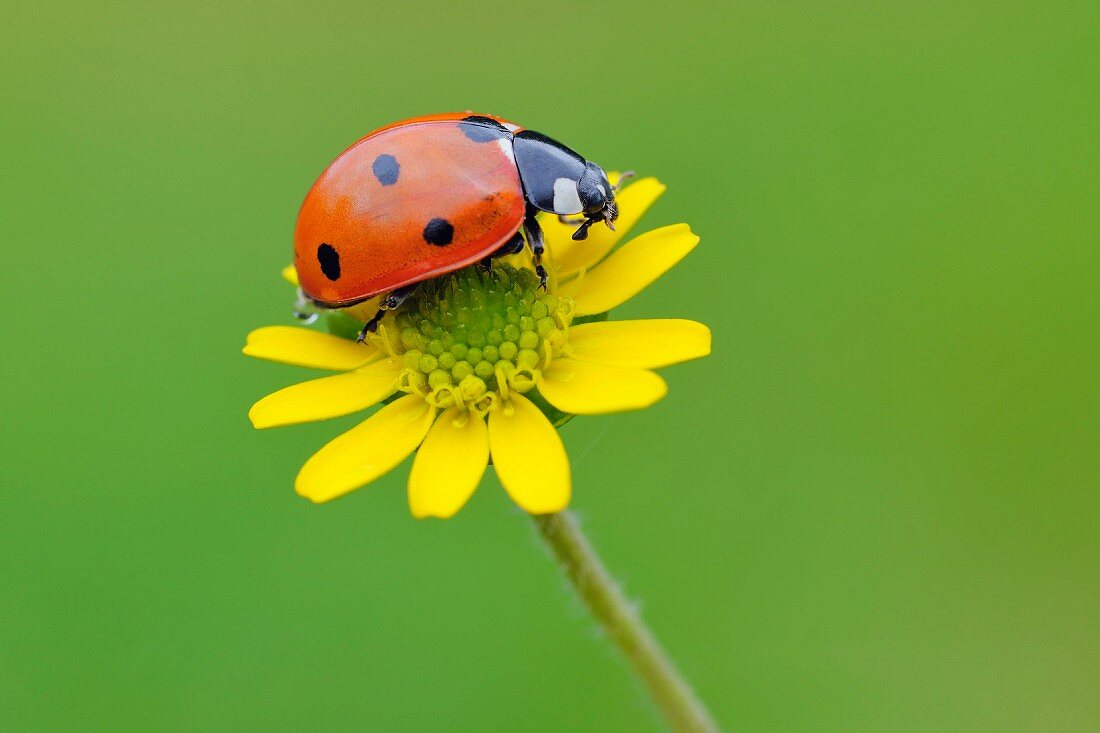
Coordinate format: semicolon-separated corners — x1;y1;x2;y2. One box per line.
539;358;667;415
572;224;699;316
488;394;570;514
408;409;489;519
243;326;377;371
249;359;402;429
295;394;435;503
568;319;712;369
282;265;300;286
543;177;667;276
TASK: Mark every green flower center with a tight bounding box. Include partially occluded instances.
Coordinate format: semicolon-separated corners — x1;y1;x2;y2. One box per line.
372;263;574;413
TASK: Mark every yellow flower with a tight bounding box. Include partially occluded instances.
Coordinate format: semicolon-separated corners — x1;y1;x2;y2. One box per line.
244;177;710;518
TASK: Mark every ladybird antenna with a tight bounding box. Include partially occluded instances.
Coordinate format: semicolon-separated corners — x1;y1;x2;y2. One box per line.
613;171;635;192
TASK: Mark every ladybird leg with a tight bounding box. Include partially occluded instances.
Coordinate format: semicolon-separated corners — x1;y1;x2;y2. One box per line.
571;218;596;241
291;288;320;325
358;314;382;342
481;231;526;270
357;284;419;343
522;212;549;290
500;230;526;256
293;309;318;325
557;214;585;225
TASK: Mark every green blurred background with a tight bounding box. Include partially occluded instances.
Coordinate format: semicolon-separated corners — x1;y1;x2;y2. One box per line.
3;1;1097;730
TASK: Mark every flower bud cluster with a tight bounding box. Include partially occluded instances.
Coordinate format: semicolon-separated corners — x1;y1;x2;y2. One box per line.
374;264;574;413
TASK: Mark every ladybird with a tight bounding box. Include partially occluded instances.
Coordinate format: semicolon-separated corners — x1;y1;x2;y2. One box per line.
292;113;619;340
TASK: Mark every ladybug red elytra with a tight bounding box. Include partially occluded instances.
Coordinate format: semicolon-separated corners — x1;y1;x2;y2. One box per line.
292;113;620;339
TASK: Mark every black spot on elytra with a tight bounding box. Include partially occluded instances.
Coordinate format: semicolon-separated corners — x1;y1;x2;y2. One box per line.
371;154;399;185
422;218;454;246
460;115;509;143
317;243;341;280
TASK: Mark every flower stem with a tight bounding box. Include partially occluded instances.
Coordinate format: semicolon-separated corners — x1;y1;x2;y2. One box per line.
533;510;720;733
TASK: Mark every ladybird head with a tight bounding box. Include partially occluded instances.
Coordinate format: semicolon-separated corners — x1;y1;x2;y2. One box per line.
571;162;618;240
512;130;620;242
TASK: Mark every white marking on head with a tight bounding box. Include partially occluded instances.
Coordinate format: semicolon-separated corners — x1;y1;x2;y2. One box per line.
553;177;583;214
497;137;515;164
503;122;521;132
